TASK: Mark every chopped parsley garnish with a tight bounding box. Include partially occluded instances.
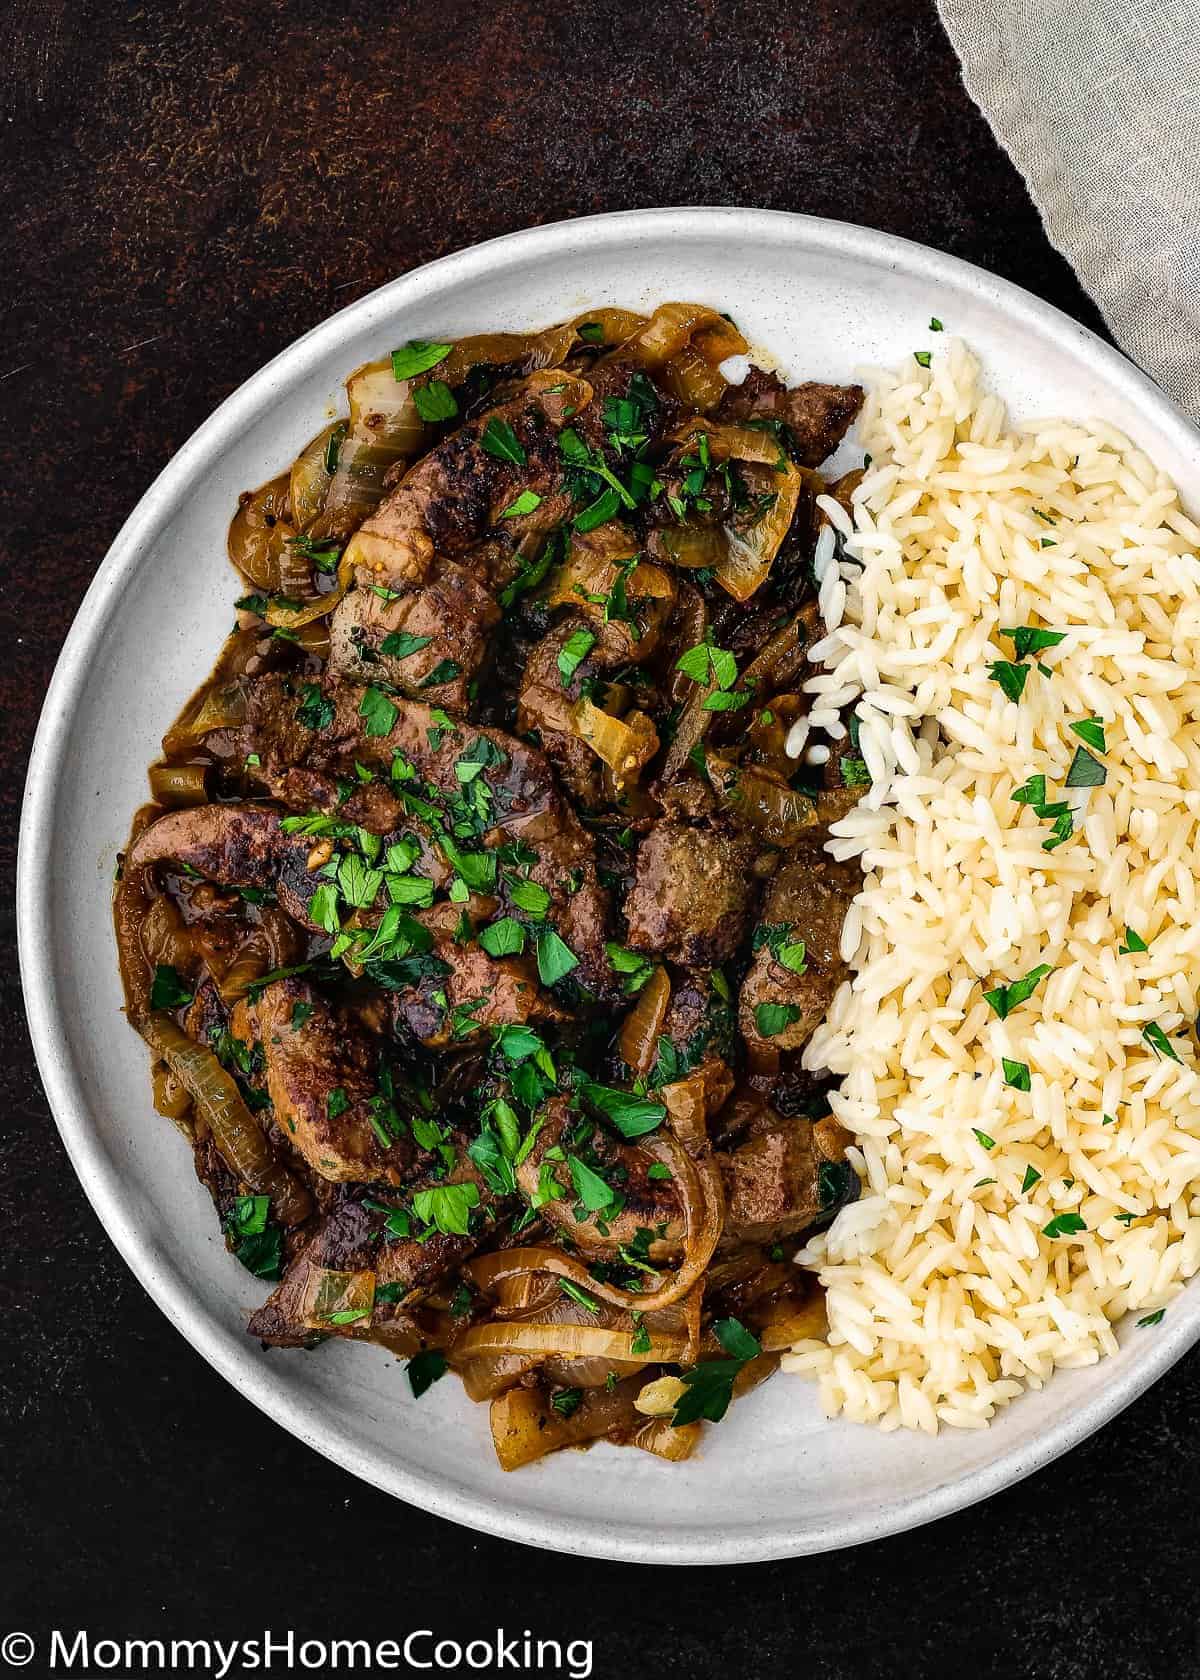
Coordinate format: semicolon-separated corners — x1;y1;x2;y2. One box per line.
500;489;542;519
479;917;525;957
1064;746;1106;788
913;351;932;368
551;1387;584;1417
573;486;622;533
380;630;434;662
480;417;527;466
578;1080;666;1139
290;1001;314;1030
510;879;552;918
972;1129;996;1150
987;660;1029;703
391;340;452;381
930;317;943;332
605;942;655;994
1021;1165;1042;1193
754;1001;802;1038
1070;717;1106;752
412;380;458;422
753;923;808;974
1119;927;1149;954
417;659;462;689
559;1278;600;1315
1137;1309;1165;1327
149;964;193;1010
840;755;871;787
983;964;1053;1020
1000;625;1066;662
1042;1212;1087;1239
676;640;738;692
536;929;579;986
295;684;335;730
557;629;596;687
568;1154;616;1213
670;1318;762;1427
327;1087;350;1120
359;686;398;738
406;1349;448;1397
410;1181;480;1236
1142;1022;1181;1062
1002;1058;1031;1092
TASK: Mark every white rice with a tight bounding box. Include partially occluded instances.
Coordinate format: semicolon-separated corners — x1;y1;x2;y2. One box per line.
782;340;1200;1431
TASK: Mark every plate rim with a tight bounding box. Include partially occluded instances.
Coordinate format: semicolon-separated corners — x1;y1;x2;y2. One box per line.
19;205;1200;1565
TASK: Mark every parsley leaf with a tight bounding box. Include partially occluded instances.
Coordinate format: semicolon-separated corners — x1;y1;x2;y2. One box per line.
1042;1212;1087;1239
412;380;458;422
1000;626;1066;662
557;629;596;687
406;1349;448;1397
1065;746;1106;788
150;964;194;1010
501;489;542;519
391;340;452;380
479;917;526;957
982;964;1053;1020
296;683;335;731
480;417;527;466
568;1154;616;1213
755;1001;802;1038
1070;717;1106;752
380;631;434;662
987;660;1029;703
359;686;398;738
411;1182;480;1236
1119;927;1149;954
1142;1022;1182;1062
670;1318;762;1427
1002;1057;1031;1092
579;1080;666;1139
536;929;578;986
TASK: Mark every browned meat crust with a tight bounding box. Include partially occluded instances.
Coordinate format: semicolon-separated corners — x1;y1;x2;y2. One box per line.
623;823;759;966
739;849;860;1051
717;366;864;467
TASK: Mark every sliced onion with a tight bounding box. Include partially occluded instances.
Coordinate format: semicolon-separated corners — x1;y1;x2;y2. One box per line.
148;763;210;808
453;1320;687;1364
169;682;249;744
661;345;728;413
289;421;343;532
227;475;293;590
715;460;805;601
633;1415;702;1460
705;750;821;845
629;304;748;368
138;1012;312;1226
470;1131;722;1314
569;699;659;786
300;1265;376;1331
618;965;670;1076
652;524;727;570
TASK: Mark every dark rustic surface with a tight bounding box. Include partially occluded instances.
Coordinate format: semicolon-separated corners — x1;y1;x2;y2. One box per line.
3;2;1195;1676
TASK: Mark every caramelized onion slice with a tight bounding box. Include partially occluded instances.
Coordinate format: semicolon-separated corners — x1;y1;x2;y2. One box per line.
569;699;659;787
300;1265;376;1332
453;1321;687;1364
705;750;821;845
618;964;670;1077
469;1131;722;1315
138;1012;312;1227
715;460;805;602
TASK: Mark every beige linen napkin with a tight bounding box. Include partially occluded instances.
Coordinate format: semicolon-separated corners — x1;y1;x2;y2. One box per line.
938;0;1200;420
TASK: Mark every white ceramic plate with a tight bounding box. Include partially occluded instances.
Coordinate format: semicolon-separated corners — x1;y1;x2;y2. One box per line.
20;209;1200;1565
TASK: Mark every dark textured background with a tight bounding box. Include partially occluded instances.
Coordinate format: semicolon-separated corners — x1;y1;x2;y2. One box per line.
3;2;1196;1676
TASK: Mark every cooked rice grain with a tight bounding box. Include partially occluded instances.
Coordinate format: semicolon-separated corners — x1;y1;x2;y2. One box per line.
784;342;1200;1431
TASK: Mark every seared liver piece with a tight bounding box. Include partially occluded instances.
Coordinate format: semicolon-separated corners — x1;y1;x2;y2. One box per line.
624;823;759;966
